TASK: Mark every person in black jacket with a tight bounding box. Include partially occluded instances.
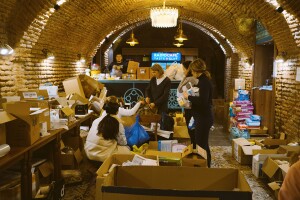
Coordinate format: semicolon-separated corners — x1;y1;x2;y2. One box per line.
183;58;213;167
145;64;171;115
107;54;128;77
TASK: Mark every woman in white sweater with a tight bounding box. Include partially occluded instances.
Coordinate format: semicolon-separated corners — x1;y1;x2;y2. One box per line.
84;96;131;162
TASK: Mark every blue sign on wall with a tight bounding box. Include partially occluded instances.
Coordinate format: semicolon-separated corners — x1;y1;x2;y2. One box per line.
151;52;181;62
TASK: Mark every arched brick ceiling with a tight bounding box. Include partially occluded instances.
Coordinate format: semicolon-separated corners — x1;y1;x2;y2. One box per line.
3;0;300;59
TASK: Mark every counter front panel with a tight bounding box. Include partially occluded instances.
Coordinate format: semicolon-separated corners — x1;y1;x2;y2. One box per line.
98;80;181;109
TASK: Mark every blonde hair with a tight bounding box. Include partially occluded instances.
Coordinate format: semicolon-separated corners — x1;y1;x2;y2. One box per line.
151;64;164;76
190;58;211;79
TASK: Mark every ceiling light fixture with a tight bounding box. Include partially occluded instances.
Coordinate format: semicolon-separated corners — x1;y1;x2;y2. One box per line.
173;41;184;47
0;42;14;55
126;30;139;46
150;1;178;28
174;21;188;42
77;54;86;63
42;48;55;59
275;52;287;63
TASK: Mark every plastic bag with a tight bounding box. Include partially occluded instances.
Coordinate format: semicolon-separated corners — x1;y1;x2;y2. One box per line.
125;115;150;147
164;61;179;79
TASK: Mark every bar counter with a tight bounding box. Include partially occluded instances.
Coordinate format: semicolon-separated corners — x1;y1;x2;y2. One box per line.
98;79;181;109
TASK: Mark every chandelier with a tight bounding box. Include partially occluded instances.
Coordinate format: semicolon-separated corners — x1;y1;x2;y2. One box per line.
150;1;178;28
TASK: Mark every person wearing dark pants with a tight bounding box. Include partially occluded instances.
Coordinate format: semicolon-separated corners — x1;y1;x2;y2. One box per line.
183;58;213;167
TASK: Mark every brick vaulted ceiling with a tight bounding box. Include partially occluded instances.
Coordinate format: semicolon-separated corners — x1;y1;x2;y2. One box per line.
3;0;300;59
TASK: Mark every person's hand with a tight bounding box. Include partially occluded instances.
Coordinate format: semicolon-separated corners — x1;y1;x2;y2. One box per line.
145;97;150;104
183;91;189;99
149;103;155;109
184;77;199;86
139;100;145;105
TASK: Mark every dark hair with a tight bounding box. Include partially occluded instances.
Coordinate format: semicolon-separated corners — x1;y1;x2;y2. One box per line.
97;95;120;140
97;114;119;140
190;58;211;79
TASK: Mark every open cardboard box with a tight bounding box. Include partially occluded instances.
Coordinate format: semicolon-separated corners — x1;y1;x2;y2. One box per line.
0;111;16;144
262;156;291;181
99;166;252;200
232;138;261;165
4;101;43;146
146;141;207;167
60;137;83;169
252;149;286;178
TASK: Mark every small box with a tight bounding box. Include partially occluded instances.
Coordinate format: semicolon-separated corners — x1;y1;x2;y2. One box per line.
233;79;245;90
137;67;150;80
127;61;139;74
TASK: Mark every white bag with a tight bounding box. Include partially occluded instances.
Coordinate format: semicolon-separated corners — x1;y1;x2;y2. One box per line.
165;61;179;79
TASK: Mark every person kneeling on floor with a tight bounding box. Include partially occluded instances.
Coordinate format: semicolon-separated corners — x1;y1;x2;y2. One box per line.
84;96;131;162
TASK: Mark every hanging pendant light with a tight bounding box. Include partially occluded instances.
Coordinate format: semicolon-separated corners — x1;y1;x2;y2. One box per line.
174;21;188;42
173;41;184;47
126;30;139;46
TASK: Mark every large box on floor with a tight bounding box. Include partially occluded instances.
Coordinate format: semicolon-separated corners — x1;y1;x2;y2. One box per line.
99;166;252;200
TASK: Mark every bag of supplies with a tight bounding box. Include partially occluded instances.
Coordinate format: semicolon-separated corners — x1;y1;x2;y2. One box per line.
125;115;150;147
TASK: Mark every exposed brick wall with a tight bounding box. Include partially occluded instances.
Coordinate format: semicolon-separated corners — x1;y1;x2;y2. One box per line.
1;0;300;142
274;56;300;142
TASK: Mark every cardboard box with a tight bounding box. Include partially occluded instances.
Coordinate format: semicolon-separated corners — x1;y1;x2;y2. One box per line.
173;117;190;139
233;79;245;90
60;137;83;169
255;138;287;149
232;138;262;165
0;171;21;200
127;61;139;74
96;154;157;200
146;142;207;167
26;100;51;131
252;149;286;178
262;156;291;181
4;102;42;146
39;85;59;99
0;111;16;144
137;67;150;80
99;166;252;200
63;76;85;98
18;89;49;100
78;74;104;98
